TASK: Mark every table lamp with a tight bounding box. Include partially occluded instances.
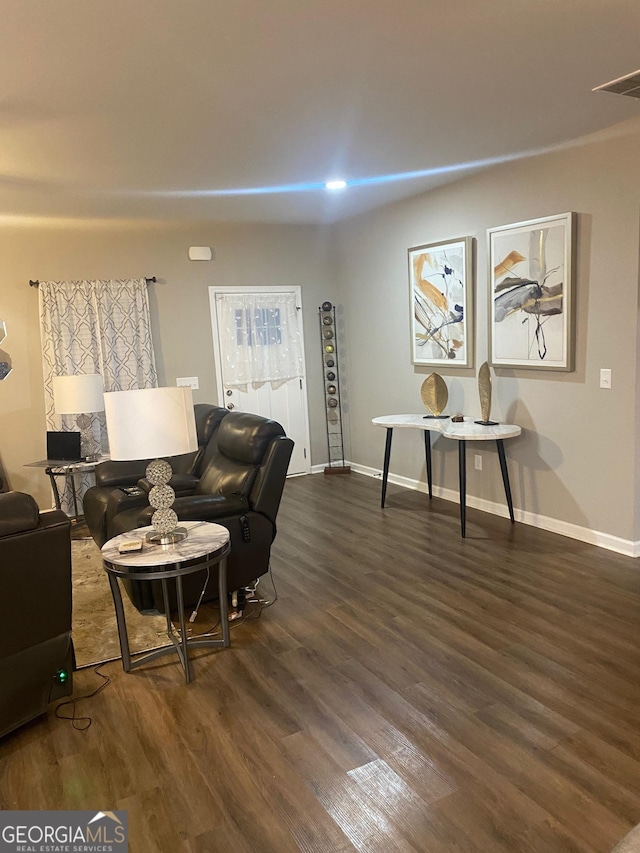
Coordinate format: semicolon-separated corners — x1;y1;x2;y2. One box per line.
104;386;197;544
52;373;105;461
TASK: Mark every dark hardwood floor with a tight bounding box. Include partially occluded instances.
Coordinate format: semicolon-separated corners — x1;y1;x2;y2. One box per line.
2;472;640;852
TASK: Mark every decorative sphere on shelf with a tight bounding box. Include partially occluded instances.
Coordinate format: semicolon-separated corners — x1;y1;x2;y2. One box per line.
327;397;338;408
322;316;333;325
324;344;335;353
326;384;337;395
323;328;334;339
321;301;333;312
324;357;335;367
326;371;335;381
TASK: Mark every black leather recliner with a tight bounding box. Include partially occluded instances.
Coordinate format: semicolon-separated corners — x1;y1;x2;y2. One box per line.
0;492;74;738
83;403;229;548
86;411;294;614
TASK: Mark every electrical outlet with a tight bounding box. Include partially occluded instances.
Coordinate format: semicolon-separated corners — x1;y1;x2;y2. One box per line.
176;376;199;390
599;369;612;389
474;454;482;471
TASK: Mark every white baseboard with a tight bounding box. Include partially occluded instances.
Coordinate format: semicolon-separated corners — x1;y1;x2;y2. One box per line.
328;462;640;559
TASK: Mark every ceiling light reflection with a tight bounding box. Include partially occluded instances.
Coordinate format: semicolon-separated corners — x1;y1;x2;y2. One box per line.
117;143;571;199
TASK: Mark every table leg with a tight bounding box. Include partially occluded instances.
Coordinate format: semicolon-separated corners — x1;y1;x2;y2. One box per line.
496;439;515;523
175;576;193;683
381;428;393;508
218;555;230;648
69;470;80;520
161;578;173;635
107;573;133;671
424;431;432;499
158;576;192;683
45;468;62;511
458;440;467;538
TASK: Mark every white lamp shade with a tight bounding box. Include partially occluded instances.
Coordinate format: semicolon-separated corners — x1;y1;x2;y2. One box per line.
52;373;104;414
104;386;197;461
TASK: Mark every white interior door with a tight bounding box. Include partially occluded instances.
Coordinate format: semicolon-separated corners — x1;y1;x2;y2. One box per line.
209;286;311;475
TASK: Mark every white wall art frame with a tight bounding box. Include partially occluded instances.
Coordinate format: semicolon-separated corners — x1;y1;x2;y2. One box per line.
408;236;473;368
488;212;575;370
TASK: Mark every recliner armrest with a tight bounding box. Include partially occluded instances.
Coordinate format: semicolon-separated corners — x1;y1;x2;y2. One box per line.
84;484;150;547
38;509;72;531
106;488;149;524
96;456;199;489
137;473;199;496
0;492;40;537
95;460;150;488
136;493;249;525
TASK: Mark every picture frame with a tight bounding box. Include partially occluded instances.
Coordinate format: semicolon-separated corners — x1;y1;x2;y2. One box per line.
488;212;575;370
408;236;473;367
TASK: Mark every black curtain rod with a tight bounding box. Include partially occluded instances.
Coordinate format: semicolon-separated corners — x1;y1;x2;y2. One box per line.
29;277;156;287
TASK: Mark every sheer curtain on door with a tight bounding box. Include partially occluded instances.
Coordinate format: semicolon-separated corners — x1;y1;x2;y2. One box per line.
39;278;157;512
214;291;304;387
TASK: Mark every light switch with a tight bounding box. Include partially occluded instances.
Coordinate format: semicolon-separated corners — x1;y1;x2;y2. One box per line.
599;369;612;389
188;247;213;261
176;376;199;390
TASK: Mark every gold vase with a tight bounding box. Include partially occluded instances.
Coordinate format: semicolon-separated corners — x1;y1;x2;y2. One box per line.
421;373;448;418
477;361;497;425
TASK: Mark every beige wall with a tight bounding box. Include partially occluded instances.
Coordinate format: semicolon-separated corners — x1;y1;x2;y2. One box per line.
0;220;335;508
2;123;640;547
334;125;640;544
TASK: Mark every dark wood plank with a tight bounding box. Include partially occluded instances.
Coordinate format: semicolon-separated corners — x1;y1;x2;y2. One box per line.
2;471;640;851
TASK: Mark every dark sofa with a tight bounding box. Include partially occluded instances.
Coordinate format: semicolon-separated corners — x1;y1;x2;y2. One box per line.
0;491;74;738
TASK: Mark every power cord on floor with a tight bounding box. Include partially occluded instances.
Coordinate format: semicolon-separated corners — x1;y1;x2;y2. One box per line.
54;663;111;731
183;562;279;638
190;566;210;623
255;562;278;608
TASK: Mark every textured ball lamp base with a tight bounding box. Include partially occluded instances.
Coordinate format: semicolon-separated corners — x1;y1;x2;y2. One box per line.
77;413;101;462
145;458;187;545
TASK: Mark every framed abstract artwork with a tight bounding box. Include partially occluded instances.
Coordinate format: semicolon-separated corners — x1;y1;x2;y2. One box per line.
488;212;575;370
408;236;473;367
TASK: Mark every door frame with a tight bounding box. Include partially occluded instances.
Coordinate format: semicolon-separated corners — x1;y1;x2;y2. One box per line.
208;284;312;475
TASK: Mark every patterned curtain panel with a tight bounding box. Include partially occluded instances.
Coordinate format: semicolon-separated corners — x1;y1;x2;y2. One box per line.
39;279;158;513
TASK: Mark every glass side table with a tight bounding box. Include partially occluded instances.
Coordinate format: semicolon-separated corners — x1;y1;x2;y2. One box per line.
24;456;109;521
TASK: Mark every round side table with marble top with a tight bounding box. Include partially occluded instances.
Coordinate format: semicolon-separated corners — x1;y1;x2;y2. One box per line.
102;521;231;683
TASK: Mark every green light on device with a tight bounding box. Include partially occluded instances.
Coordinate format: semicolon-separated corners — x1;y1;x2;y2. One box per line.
55;669;69;684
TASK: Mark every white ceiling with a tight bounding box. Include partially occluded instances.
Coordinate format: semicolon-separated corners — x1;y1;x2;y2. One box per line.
1;0;639;224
